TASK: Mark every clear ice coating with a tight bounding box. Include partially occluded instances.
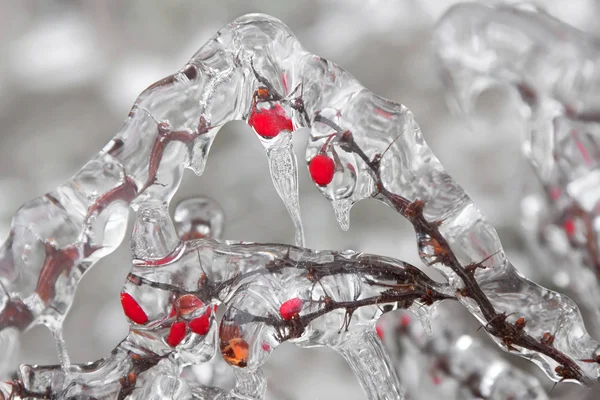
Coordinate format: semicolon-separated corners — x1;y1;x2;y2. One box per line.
1;10;600;399
434;3;600;321
379;310;548;400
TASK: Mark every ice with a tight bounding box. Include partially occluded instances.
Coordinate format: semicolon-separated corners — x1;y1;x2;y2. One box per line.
332;198;352;231
261;136;305;247
337;329;404;400
0;327;18;378
434;2;600;323
1;9;599;399
9;230;450;398
173;197;224;241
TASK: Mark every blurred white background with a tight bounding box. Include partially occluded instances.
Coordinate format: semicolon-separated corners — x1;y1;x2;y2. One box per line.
1;1;599;398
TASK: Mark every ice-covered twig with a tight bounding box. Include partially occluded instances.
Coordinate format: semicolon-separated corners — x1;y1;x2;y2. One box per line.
310;110;597;383
434;2;600;320
1;11;599;398
5;226;452;399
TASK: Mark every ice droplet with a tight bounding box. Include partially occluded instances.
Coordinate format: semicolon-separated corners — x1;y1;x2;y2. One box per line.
174;197;225;241
131;205;179;260
332;198;352;231
46;319;71;372
408;301;438;335
189;131;218;177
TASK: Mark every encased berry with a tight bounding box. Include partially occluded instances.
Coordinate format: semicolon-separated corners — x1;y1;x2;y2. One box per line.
176;294;204;315
166;321;187;347
248;104;293;137
375;324;384;340
120;292;148;325
189;311;211;336
280;298;303;320
309;154;335;186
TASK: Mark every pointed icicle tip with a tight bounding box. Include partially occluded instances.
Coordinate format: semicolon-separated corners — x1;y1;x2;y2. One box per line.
332;199;351;231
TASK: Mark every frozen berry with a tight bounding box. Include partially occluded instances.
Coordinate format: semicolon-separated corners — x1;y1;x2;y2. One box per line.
248;104;293;137
221;338;250;367
120;292;148;325
563;219;575;237
309;154;335;186
279;298;303;321
166;321;187;347
375;324;384;340
176;294;204;315
189;312;211;336
400;314;411;328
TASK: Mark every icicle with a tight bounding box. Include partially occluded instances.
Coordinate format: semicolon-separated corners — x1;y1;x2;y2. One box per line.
131;205;180;260
332;198;351;231
4;9;600;400
336;329;405;400
0;327;19;378
189;130;218;177
265;144;305;246
44;317;71;372
229;368;267;400
408;300;438;335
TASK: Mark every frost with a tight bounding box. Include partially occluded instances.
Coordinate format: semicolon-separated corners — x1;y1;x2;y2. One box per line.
0;10;599;400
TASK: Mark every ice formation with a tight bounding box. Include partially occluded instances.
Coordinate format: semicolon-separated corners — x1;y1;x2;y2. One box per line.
1;10;600;399
434;3;600;321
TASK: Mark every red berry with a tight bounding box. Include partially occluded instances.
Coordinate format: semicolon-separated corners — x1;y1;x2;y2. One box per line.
564;219;575;236
262;341;271;351
166;321;187;347
279;298;303;321
375;324;384;340
176;294;204;315
248;104;293;137
400;314;411;328
309;154;335;186
120;292;148;325
189;312;211;336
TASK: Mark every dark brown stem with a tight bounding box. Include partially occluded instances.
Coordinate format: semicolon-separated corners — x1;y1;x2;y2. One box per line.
130;242;453;330
235;289;450;343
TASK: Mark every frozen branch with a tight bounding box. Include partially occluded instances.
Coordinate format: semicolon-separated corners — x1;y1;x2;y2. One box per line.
1;10;599;399
434;2;600;321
